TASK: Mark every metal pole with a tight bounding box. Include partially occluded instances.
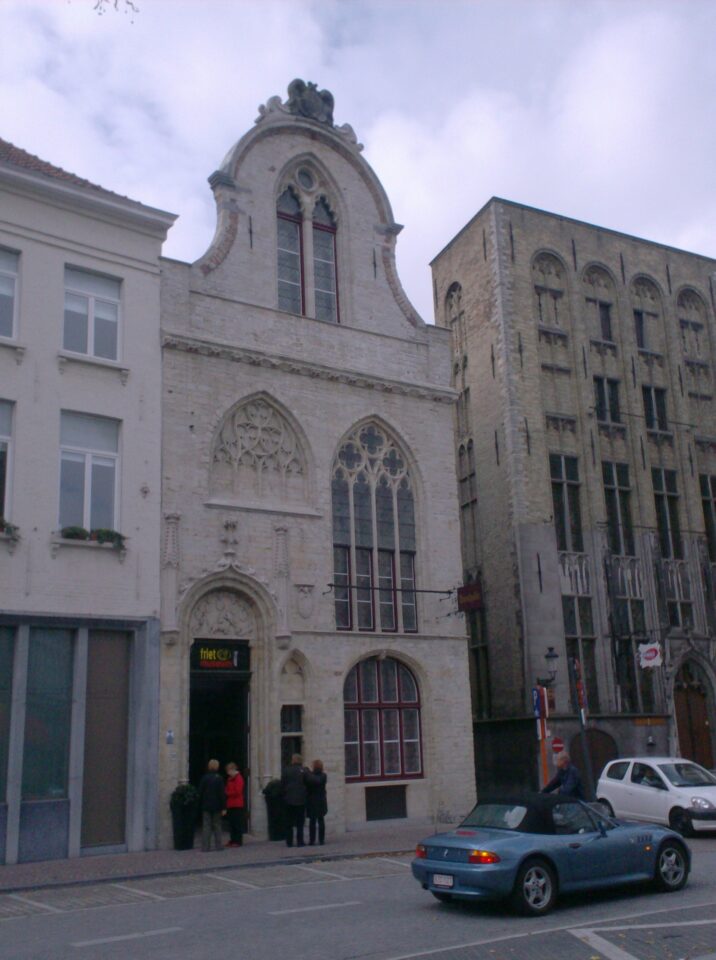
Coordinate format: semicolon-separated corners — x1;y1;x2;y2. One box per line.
568;656;595;800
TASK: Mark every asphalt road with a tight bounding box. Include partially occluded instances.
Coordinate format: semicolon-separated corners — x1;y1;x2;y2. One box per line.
2;840;716;960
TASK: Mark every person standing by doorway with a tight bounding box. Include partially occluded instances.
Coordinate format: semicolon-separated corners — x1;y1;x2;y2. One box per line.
281;753;307;847
305;758;327;845
225;762;245;847
198;758;226;852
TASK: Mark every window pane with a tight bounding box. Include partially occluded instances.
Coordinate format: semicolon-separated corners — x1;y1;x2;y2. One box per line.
0;628;13;803
0;399;13;436
360;659;378;702
0;443;7;520
94;300;118;360
363;742;380;776
567;483;583;551
380;658;398;702
332;474;351;545
353;474;373;547
22;629;73;800
384;741;400;775
402;707;419;740
552;481;567;551
281;704;302;733
345;742;360;778
344;666;358;703
333;546;351;629
65;268;120;300
382;709;400;741
403;739;421;774
61;412;119;453
277;189;301;217
562;596;577;636
315;290;337;323
59;453;85;528
376;480;394;549
356;548;374;630
90;457;115;529
64;293;88;353
398;664;418;702
344;709;359;742
397;482;416;551
0;274;15;338
378;550;396;631
400;552;417;632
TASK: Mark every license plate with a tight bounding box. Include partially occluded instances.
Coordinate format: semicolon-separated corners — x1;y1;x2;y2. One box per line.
433;874;454;888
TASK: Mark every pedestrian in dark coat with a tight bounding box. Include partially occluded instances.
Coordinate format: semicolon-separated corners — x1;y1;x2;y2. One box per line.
541;752;585;799
198;758;226;851
224;762;245;847
281;753;307;847
305;758;327;846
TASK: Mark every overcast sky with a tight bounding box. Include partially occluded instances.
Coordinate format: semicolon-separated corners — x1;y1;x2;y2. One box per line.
2;0;715;322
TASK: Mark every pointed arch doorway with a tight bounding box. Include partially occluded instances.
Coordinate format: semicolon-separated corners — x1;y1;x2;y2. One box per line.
674;661;715;769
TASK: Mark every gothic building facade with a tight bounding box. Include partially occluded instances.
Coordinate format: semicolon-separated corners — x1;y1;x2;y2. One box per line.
432;198;716;792
158;83;475;842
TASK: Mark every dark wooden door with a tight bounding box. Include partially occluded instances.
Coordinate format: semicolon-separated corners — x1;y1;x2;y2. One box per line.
675;662;714;769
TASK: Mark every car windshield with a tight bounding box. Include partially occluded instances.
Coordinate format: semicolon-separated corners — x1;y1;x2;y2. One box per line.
461;803;528;831
658;762;716;787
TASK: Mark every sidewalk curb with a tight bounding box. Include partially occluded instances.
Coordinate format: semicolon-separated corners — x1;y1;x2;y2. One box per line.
0;848;415;896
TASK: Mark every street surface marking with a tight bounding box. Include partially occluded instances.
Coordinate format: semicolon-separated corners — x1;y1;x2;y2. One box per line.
7;894;63;914
205;872;258;889
268;900;361;915
111;882;164;900
71;926;182;948
294;863;351;880
570;928;638;960
380;897;716;960
380;857;411;868
570;917;716;960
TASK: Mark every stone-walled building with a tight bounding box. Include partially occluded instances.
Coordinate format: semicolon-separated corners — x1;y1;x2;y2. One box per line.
0;139;175;862
158;82;475;842
432;198;716;792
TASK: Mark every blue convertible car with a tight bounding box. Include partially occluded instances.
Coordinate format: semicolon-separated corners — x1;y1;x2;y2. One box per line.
412;794;690;915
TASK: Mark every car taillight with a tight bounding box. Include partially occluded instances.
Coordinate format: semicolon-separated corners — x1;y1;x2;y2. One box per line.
468;849;500;864
415;844;427;859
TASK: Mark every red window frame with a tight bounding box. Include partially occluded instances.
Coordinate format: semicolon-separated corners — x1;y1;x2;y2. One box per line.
344;657;423;782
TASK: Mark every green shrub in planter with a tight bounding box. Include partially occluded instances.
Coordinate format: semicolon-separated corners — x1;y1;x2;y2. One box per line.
0;519;19;539
61;526;90;541
170;783;199;850
90;528;126;549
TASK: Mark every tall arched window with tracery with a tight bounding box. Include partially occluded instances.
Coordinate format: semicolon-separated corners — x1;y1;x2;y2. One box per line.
313;197;338;323
332;423;417;633
277;187;304;315
344;656;422;780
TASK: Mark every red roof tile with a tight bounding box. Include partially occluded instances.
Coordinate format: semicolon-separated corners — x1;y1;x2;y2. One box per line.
0;137;126;200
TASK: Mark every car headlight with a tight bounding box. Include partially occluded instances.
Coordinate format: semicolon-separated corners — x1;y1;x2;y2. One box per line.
690;797;715;810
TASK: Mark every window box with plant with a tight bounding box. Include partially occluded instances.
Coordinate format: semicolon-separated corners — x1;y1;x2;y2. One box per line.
0;517;19;553
52;526;127;559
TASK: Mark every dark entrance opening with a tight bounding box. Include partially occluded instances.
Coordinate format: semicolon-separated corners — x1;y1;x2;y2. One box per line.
189;640;250;810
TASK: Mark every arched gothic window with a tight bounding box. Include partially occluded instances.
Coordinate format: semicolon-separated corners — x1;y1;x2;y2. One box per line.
532;253;566;328
277;187;303;315
677;288;708;359
313;197;338;323
344;656;422;780
332;423;417;632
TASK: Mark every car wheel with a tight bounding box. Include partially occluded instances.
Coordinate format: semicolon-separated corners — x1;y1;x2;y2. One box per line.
431;892;453;903
597;799;615;818
668;807;694;838
654;840;689;892
511;857;557;916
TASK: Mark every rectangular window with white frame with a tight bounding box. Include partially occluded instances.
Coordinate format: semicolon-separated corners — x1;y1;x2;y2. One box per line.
0;249;19;340
59;411;119;531
63;268;121;361
0;399;13;522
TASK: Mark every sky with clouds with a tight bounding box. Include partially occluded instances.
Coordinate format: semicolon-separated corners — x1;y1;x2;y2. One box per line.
1;0;714;322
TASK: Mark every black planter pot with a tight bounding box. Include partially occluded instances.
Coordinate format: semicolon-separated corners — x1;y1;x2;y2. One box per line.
264;796;287;841
171;806;197;850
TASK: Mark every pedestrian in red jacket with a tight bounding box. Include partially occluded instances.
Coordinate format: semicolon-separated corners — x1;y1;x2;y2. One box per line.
225;762;245;847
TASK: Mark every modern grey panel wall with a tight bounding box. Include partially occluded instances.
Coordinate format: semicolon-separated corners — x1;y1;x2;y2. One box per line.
18;799;70;862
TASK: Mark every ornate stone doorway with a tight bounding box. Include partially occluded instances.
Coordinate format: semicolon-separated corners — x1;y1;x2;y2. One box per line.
675;660;715;769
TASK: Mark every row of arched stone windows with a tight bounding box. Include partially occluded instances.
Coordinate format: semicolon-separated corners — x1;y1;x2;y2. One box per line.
528;252;711;358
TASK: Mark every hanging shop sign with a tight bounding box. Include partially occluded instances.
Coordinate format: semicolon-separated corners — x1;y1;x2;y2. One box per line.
457;581;482;612
191;641;250;673
638;642;662;668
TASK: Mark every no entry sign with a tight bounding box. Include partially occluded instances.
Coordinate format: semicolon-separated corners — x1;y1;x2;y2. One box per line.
551;736;564;753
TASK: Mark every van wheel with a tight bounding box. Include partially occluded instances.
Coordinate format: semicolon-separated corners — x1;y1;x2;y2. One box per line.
511;858;557;916
654;840;689;892
669;808;694;838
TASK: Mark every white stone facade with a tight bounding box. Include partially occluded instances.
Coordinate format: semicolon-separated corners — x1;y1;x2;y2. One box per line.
159;86;475;843
0;142;174;861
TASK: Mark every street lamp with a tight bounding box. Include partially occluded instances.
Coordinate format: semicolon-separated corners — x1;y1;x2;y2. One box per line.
536;646;559;687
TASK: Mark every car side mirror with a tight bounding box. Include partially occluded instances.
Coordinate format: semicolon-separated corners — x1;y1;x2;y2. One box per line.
596;819;609;836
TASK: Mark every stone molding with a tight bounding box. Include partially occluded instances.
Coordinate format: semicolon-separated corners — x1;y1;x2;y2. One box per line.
161;332;456;404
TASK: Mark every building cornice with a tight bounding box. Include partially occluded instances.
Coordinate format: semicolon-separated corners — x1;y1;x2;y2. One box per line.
161;331;457;404
0;164;176;237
